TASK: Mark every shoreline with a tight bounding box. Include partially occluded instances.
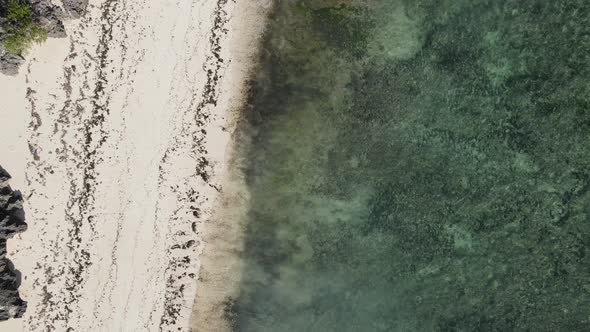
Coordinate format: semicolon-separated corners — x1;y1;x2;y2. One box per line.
189;1;272;330
0;0;269;330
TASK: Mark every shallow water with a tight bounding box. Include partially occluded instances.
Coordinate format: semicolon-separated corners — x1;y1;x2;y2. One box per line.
232;1;590;331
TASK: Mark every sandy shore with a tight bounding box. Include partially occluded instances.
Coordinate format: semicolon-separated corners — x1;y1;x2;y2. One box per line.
0;0;268;330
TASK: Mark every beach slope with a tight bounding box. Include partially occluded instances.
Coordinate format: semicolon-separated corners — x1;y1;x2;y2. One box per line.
0;0;267;330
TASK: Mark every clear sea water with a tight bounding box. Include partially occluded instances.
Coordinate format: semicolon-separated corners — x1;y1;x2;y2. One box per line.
231;1;590;331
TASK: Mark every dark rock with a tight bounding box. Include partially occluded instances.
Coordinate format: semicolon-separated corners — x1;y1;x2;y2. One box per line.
62;0;88;18
30;0;67;38
0;0;89;75
0;45;24;76
0;165;27;320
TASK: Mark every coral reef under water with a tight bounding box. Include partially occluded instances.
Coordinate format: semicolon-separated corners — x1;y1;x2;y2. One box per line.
233;0;590;331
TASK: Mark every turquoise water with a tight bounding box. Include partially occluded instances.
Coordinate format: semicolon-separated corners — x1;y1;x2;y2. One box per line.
232;1;590;331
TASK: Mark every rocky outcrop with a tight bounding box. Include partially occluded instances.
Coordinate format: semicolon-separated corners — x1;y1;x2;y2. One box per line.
0;166;27;320
0;44;24;75
0;0;88;75
61;0;87;18
30;0;67;38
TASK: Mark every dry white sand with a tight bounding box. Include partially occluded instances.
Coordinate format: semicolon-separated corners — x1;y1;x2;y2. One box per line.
0;0;268;330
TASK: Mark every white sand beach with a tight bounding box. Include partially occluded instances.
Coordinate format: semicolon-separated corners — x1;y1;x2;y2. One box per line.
0;0;268;330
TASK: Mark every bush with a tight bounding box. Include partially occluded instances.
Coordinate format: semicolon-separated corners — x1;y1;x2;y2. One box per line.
1;0;47;54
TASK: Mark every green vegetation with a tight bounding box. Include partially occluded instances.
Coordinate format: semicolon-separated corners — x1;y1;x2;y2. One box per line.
1;0;46;55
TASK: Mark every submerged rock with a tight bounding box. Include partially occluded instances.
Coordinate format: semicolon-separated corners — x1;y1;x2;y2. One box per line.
0;166;27;320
